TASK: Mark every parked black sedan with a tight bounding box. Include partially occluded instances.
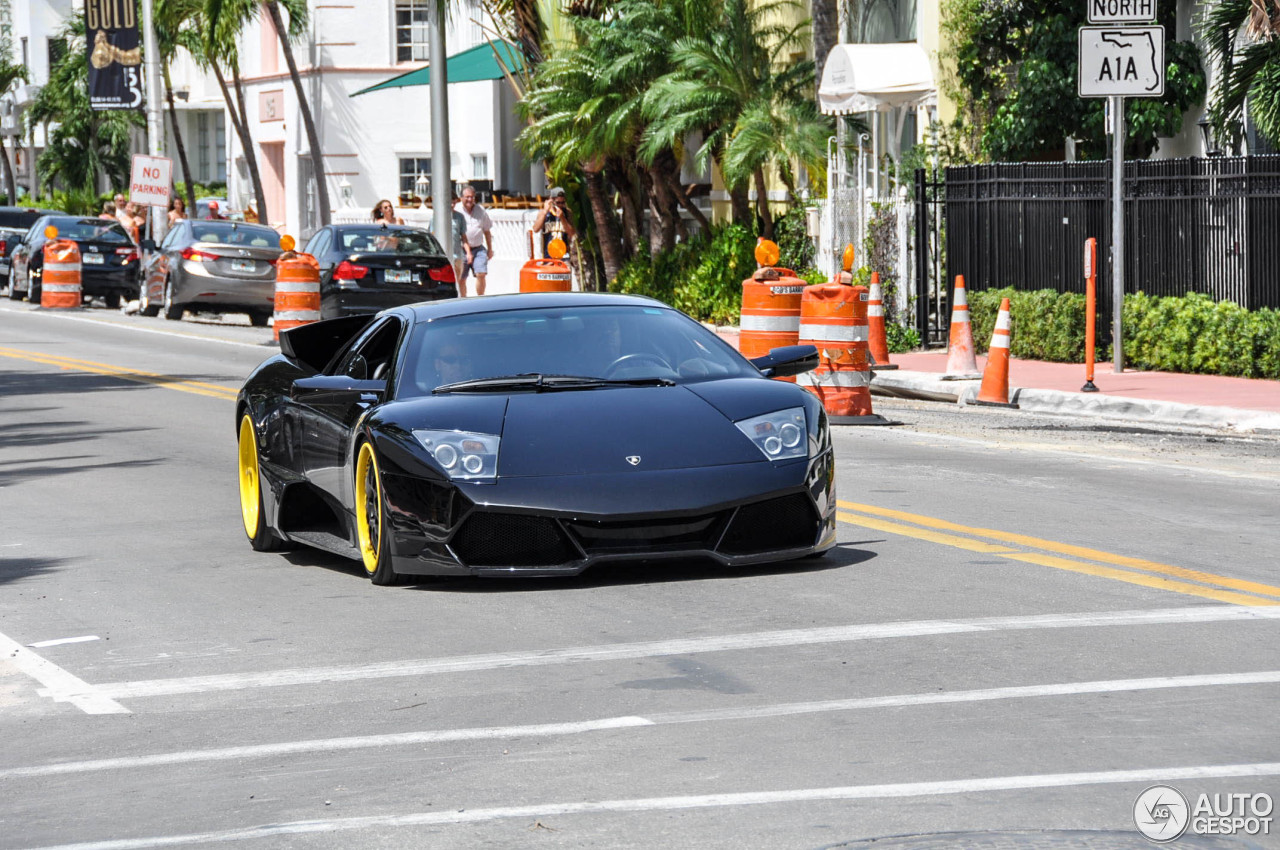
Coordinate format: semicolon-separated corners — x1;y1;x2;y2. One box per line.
0;206;64;281
302;224;457;319
236;293;833;585
139;220;283;323
8;215;140;307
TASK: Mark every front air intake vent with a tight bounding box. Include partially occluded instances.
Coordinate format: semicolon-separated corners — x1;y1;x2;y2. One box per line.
718;494;818;556
450;512;579;567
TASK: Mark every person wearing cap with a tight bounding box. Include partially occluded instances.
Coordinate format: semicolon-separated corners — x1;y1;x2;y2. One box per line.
205;200;224;220
532;186;576;259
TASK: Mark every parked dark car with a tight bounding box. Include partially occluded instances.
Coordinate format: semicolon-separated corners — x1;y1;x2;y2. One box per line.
140;220;283;324
235;293;832;585
0;207;64;281
8;215;140;307
303;224;457;319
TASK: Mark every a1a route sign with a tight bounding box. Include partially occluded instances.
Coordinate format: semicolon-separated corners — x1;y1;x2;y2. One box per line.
1078;25;1164;97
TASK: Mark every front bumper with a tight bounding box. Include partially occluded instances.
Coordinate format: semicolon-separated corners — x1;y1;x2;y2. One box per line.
378;452;837;577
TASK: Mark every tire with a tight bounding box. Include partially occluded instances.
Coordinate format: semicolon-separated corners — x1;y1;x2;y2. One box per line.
162;276;183;320
355;441;402;586
139;285;160;317
28;269;40;303
238;414;288;552
103;292;121;310
248;309;271;327
7;269;20;300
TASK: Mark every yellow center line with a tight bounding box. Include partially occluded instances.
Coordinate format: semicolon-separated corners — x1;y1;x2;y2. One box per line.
837;500;1280;607
0;346;240;401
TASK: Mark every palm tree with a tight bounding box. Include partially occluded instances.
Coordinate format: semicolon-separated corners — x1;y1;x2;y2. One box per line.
811;0;838;92
28;15;143;195
155;0;200;215
207;0;331;225
0;56;28;203
1200;0;1280;147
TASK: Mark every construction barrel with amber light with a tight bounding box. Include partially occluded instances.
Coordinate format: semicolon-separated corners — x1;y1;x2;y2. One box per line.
520;235;572;292
739;239;805;382
273;235;321;341
40;226;83;309
796;281;889;425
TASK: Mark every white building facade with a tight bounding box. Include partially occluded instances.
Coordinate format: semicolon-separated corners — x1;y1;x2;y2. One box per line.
229;0;532;241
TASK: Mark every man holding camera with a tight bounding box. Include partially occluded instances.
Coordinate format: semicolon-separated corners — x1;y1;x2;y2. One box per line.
532;187;577;258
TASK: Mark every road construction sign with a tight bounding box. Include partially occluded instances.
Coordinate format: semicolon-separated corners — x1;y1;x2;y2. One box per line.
1078;25;1164;97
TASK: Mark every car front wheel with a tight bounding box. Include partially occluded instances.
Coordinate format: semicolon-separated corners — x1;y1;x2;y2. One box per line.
7;269;20;300
355;441;401;586
162;276;183;320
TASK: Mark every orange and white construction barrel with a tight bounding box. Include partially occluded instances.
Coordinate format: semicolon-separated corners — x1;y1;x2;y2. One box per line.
797;283;888;425
519;258;573;292
739;271;806;382
41;237;83;309
273;248;322;341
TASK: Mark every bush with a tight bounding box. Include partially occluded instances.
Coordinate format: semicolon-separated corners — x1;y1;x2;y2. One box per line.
969;288;1090;362
1124;292;1280;379
773;207;815;273
611;224;756;325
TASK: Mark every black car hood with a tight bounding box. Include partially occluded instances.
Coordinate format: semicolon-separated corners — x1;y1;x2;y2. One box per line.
499;386;762;476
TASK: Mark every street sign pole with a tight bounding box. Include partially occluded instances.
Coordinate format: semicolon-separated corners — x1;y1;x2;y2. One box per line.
1110;95;1124;372
140;0;166;242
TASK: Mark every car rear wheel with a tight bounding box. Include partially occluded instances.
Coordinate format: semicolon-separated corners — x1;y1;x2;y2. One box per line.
7;270;20;300
162;276;183;320
248;309;271;327
103;292;121;310
238;414;288;552
355;441;401;586
28;270;41;303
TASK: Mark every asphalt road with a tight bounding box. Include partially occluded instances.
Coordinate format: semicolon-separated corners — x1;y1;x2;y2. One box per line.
2;301;1279;850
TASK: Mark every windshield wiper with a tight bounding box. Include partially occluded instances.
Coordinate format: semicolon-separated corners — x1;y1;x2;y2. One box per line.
432;373;675;394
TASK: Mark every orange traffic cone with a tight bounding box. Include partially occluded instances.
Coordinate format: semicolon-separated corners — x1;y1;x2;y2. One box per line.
973;297;1018;408
867;272;896;370
942;275;982;380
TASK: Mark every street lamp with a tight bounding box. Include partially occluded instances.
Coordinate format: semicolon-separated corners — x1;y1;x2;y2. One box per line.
416;172;430;207
1198;113;1223;157
338;175;353;208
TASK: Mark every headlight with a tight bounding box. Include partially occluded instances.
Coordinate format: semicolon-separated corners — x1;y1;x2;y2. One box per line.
735;408;807;461
413;430;500;481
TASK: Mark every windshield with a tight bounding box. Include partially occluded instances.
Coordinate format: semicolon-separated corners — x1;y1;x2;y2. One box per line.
398;305;757;397
47;218;132;244
337;227;444;256
191;222;281;247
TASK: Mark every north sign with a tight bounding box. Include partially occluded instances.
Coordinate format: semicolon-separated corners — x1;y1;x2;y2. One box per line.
1087;0;1157;23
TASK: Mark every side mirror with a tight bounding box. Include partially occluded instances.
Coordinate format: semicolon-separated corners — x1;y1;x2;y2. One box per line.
290;374;386;404
750;344;820;378
140;239;157;252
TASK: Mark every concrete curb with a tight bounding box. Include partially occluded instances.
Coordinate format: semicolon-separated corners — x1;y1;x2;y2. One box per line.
870;370;1280;434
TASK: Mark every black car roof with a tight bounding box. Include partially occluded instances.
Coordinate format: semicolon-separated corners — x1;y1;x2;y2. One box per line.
402;292;673;323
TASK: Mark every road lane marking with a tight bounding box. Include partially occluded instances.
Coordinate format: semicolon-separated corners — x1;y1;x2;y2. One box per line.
0;304;270;349
838;501;1280;606
0;631;128;715
5;671;1277;780
28;636;100;648
91;606;1280;700
0;346;240;400
21;763;1280;849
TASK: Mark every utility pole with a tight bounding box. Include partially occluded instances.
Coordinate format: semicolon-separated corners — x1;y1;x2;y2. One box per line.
140;0;165;241
428;0;452;263
1109;95;1124;372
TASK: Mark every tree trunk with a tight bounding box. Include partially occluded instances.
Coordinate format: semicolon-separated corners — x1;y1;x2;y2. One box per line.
0;138;14;204
163;66;197;215
811;0;838;100
754;168;774;240
217;62;268;223
267;1;331;226
582;167;623;285
610;158;642;257
728;183;751;227
648;164;687;244
658;154;709;233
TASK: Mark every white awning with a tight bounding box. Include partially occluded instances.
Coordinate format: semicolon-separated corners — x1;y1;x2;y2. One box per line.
818;43;937;116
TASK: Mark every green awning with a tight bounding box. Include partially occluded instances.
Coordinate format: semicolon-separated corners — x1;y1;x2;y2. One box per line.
352;40;525;96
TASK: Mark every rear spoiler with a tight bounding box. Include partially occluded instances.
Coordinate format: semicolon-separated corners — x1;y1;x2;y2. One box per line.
279;314;378;373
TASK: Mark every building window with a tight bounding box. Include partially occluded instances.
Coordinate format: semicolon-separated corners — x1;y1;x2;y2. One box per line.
468;0;484;48
216;113;226;182
399;156;432;199
197;113;210;180
471;154;488;180
395;0;430;63
47;37;67;69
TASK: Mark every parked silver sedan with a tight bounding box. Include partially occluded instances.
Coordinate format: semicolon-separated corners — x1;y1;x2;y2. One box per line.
140;220;283;324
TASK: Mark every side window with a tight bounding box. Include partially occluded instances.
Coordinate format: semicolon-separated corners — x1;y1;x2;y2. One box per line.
304;230;329;257
334;318;403;382
161;225;183;249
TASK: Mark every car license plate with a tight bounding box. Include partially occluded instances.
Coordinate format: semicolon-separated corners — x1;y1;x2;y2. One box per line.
385;269;412;283
232;259;255;272
82;253;104;265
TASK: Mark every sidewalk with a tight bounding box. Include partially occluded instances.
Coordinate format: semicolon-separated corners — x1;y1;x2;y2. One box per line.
712;327;1280;433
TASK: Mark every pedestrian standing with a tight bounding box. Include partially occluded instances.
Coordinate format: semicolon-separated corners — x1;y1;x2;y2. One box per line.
531;186;577;258
100;202;116;220
168;197;187;225
448;205;467;284
372;199;405;225
454;185;493;297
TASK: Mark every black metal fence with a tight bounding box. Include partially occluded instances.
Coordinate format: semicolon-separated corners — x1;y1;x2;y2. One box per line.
919;156;1280;343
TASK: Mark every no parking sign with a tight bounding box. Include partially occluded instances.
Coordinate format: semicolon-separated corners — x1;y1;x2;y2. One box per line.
129;154;172;208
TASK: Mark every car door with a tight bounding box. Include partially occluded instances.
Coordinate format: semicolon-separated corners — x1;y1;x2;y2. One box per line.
10;221;39;288
144;223;181;304
297;315;405;507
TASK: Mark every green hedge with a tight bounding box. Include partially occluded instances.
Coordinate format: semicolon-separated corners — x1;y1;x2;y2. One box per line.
967;288;1280;379
612;224;755;326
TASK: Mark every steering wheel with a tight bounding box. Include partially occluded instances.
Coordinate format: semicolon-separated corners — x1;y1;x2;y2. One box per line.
604;353;671;379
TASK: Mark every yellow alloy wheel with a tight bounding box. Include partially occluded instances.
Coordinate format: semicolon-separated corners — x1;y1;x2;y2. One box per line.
355;442;382;575
238;415;261;539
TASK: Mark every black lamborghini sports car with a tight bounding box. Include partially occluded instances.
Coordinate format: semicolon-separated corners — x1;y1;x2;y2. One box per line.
236;292;837;585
